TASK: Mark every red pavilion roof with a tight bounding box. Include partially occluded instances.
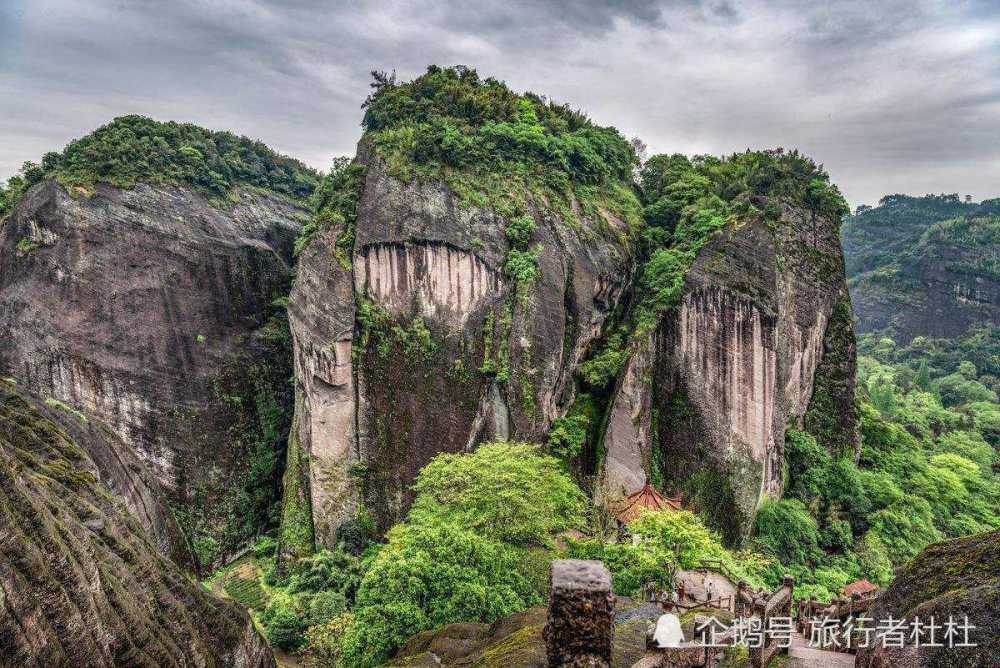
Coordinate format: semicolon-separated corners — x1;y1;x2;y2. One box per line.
615;483;683;524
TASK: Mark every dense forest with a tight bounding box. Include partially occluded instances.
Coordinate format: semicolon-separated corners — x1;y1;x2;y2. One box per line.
0;115;319;218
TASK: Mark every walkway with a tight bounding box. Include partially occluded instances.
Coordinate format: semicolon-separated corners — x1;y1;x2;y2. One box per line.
786;632;855;667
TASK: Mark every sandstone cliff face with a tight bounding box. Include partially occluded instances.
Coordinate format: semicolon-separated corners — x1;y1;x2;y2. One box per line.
0;180;306;559
284;149;635;547
0;381;275;668
600;204;858;542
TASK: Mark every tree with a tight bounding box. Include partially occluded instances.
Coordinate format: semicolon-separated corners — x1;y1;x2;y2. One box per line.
407;442;585;546
752;499;822;568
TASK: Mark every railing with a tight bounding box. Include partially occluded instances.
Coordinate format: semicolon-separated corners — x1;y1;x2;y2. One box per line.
795;591;880;652
749;575;794;668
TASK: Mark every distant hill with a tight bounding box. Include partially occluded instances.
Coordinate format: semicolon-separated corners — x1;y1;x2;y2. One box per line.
843;193;1000;341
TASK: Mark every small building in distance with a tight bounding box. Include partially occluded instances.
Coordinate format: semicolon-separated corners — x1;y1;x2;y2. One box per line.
842;578;879;598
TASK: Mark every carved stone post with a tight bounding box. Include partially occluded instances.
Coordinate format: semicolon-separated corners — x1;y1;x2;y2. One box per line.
782;576;794;617
544;559;615;667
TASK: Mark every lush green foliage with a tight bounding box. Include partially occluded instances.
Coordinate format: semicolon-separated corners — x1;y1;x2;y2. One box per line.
547;414;590;461
294;156;367;260
340;523;540;667
331;442;583;666
407;442;586;546
250;542;366;653
1;116;318;216
631;150;847;330
569;510;769;596
759;330;1000;602
360;65;643;234
843;193;987;277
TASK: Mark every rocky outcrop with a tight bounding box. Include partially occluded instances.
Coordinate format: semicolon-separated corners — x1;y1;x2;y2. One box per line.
856;529;1000;667
284;147;635;547
5;382;193;566
600;204;858;543
387;604;649;668
0;381;275;668
0;180;305;560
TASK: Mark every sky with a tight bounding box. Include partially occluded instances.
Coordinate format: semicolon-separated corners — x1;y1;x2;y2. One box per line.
1;0;998;207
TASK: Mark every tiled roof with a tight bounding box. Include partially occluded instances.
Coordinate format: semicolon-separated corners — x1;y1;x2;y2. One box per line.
842;579;879;596
615;484;683;524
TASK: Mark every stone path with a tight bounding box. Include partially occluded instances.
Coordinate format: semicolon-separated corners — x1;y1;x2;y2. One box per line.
786;632;855;667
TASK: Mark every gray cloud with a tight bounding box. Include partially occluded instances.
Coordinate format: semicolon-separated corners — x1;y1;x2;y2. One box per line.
1;0;998;206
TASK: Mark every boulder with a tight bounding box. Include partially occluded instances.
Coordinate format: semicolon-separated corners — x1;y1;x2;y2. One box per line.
856;529;1000;667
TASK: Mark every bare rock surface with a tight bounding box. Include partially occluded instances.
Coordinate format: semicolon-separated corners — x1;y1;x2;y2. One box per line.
601;203;858;542
0;179;306;556
856;529;1000;668
286;149;635;542
0;381;274;668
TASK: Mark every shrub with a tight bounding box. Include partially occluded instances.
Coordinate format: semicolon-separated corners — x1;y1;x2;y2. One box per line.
306;590;347;627
569;510;768;595
407;441;585;546
260;593;307;651
547;414;590;461
567;537;674;596
302;613;353;667
752;499;821;569
341;522;540;667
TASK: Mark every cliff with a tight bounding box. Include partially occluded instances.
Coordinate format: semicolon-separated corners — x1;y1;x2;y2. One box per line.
279;70;860;553
843;194;1000;342
0;176;307;564
598;150;859;544
279;66;642;553
284;144;635;548
856;529;1000;667
601;201;858;542
0;380;275;667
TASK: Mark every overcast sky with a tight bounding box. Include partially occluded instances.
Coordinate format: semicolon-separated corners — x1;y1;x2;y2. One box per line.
1;0;998;207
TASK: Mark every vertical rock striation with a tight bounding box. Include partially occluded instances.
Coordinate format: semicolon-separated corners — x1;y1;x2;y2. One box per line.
283;150;636;547
600;203;858;543
0;179;306;559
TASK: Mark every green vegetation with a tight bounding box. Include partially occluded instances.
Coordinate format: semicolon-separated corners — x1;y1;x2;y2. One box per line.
843;193;984;277
219;442;770;666
632;149;847;331
43;397;88;423
843;193;1000;347
753;332;1000;602
294;156;367;259
568;509;769;596
361;65;643;235
406;442;585;546
340;523;539;667
0;115;318;216
16;237;40;254
232;443;583;666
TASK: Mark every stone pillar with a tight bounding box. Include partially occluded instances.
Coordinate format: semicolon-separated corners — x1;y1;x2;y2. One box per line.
544;559;615;667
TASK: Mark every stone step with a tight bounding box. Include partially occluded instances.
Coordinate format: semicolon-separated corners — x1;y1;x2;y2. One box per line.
786;632;855;667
